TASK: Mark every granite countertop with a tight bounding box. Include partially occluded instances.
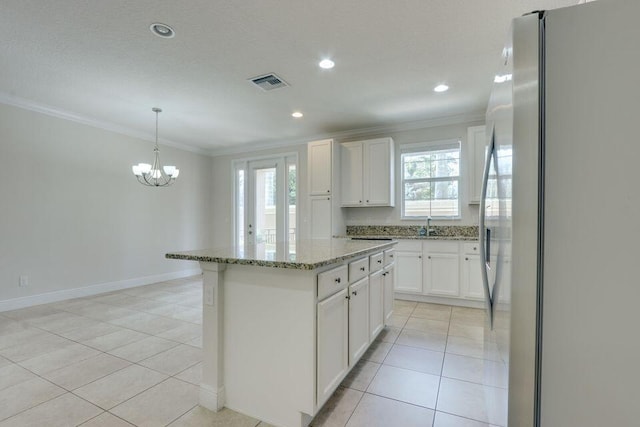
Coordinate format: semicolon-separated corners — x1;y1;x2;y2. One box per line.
166;238;397;270
345;234;478;241
344;225;479;241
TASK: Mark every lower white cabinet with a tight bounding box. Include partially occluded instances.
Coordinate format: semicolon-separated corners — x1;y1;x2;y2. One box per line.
368;270;384;341
383;264;395;322
394;251;423;293
316;288;349;406
348;277;370;365
309;196;332;239
424;252;460;297
462;254;484;300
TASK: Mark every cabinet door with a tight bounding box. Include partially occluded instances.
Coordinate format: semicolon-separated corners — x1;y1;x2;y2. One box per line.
309;196;332;239
340;142;363;206
364;138;394;206
383;265;395;322
462;254;484;300
394;251;423;294
369;270;384;341
317;288;349;406
308;140;332;196
348;277;370;365
425;253;460;297
468;125;486;204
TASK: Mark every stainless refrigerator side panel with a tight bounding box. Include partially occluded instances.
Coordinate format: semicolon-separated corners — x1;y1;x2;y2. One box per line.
541;1;640;425
509;13;542;427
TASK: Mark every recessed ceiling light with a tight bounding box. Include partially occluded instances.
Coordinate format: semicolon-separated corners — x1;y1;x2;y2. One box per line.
319;59;335;69
150;23;175;38
292;112;303;118
434;84;449;93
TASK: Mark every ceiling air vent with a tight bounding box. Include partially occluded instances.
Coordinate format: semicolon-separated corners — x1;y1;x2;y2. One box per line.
249;73;289;91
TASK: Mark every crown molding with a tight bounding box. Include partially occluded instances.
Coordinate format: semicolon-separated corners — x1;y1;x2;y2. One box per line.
0;93;212;156
207;111;486;156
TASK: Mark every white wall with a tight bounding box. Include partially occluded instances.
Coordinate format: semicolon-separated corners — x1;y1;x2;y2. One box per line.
0;103;213;307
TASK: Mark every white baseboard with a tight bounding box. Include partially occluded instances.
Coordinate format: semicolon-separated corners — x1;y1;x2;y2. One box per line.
200;384;225;411
394;292;486;309
0;269;202;313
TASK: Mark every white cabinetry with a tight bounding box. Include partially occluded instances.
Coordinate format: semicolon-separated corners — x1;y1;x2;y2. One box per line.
307;139;344;239
340;142;363;205
309;196;332;240
348;277;370;365
316;288;349;406
368;269;384;341
461;243;484;300
424;241;460;297
383;255;395;322
308;139;332;196
394;240;423;294
468;125;487;204
340;138;395;207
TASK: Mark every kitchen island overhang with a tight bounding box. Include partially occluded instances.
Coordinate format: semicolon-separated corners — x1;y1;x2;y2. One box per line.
166;238;397;427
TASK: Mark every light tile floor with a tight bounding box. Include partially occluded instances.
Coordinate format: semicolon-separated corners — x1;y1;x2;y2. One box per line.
0;277;506;427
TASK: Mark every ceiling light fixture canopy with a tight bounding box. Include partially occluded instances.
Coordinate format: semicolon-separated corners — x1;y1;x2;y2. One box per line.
291;111;303;118
434;84;449;93
132;108;179;187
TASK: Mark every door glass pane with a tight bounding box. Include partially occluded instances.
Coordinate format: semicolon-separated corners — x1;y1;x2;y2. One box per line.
255;167;277;257
237;169;245;247
288;164;297;255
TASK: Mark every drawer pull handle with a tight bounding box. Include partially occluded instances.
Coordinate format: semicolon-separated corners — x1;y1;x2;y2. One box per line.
473;247;477;250
389;254;394;258
377;260;382;264
352;291;358;296
345;295;350;300
360;267;365;271
335;277;341;284
465;257;469;261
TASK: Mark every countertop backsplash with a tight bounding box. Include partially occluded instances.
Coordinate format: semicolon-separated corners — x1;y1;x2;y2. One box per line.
346;225;479;239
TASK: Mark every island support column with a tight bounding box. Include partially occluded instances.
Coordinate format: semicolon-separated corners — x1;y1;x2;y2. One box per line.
199;261;226;411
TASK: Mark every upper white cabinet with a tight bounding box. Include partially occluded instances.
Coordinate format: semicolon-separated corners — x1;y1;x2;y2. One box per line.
340;138;395;207
308;139;333;196
467;125;486;204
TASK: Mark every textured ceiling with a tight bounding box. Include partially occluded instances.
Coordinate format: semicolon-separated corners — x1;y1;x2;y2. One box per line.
0;0;579;154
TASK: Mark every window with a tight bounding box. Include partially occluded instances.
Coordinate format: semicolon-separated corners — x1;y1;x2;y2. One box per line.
401;140;461;219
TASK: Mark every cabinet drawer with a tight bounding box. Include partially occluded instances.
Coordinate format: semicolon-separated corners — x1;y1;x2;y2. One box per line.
369;252;384;273
318;265;349;301
395;240;422;252
463;242;480;254
348;257;369;283
384;249;395;266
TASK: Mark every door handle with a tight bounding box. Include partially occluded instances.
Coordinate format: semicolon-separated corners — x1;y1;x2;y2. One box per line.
479;128;496;329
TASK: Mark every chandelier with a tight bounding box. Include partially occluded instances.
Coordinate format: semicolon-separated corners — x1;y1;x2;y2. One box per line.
132;108;179;187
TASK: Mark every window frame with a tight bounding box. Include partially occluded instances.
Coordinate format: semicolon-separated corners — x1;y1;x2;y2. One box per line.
399;139;462;220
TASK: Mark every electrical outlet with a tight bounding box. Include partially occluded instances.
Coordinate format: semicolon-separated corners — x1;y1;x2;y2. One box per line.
204;284;214;306
19;275;28;287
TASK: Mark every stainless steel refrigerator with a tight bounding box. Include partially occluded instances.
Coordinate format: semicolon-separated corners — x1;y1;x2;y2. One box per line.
480;1;640;425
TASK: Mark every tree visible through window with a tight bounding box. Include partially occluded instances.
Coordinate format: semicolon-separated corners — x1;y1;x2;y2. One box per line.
401;141;461;218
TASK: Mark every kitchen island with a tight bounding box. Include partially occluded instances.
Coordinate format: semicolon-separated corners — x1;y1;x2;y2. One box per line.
166;238;397;427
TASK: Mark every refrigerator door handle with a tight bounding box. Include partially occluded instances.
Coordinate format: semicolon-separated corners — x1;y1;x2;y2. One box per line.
479;130;496;328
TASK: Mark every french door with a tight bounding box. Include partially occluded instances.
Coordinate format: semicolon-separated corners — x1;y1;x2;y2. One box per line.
234;155;297;254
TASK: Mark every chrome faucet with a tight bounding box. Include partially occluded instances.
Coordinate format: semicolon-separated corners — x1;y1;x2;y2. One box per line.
426;216;432;237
